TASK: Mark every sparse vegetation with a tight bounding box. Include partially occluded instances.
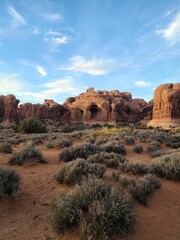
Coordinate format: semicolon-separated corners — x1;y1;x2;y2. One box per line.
0;142;13;154
55;159;106;185
9;142;44;165
51;177;136;239
133;145;143;154
0;167;21;196
129;174;161;206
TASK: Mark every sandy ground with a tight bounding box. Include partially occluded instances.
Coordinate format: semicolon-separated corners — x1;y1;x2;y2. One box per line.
0;141;180;240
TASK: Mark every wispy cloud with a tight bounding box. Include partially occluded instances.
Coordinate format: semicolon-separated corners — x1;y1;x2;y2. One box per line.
19;59;47;77
60;56;115;75
6;4;26;26
36;65;47;77
41;13;62;22
0;73;23;93
134;81;151;87
157;12;180;44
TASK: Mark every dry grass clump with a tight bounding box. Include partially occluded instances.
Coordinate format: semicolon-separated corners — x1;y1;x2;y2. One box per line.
0;142;13;154
55;159;106;185
0;167;21;196
51;177;136;239
9;142;44;165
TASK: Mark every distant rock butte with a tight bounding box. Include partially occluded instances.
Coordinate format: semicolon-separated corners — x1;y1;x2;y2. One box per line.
148;83;180;128
0;83;179;128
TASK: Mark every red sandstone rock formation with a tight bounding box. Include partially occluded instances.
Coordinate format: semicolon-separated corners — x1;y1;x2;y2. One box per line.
0;94;19;127
148;83;180;128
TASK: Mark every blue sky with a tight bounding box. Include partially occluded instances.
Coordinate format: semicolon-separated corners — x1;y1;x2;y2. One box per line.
0;0;180;104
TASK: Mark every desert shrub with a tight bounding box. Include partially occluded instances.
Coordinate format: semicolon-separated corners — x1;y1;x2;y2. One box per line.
87;152;127;167
114;173;136;188
124;135;135;145
102;142;126;155
148;149;164;158
51;177;111;233
51;177;136;239
59;143;101;162
9;143;43;165
52;138;72;148
55;159;106;185
0;142;13;154
133;145;143;154
170;142;180;149
149;152;180;180
119;162;149;175
81;188;136;239
129;174;161;206
147;144;160;156
0;167;21;196
18;117;47;133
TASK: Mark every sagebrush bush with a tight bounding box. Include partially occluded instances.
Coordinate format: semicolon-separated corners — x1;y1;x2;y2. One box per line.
148;149;164;158
0;167;21;196
102;142;126;155
149;152;180;180
119;162;149;175
81;188;136;239
18;117;47;133
51;177;136;239
87;152;127;168
0;142;13;154
129;174;161;206
59;143;101;162
133;145;143;154
9;143;43;165
124;135;135;145
55;159;106;185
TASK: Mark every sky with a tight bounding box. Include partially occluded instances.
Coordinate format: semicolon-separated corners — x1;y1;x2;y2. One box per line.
0;0;180;104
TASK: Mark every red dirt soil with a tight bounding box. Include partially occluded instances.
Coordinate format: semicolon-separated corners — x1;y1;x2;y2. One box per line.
0;142;180;240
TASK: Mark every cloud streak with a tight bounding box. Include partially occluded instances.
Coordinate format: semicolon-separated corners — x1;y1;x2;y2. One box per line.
61;56;115;75
6;5;26;26
36;66;47;77
134;81;151;87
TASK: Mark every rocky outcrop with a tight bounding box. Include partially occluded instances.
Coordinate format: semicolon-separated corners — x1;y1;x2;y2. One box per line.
148;83;180;128
1;83;179;128
65;88;152;124
0;94;19;127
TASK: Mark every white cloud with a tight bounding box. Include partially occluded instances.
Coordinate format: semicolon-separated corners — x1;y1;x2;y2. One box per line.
157;12;180;44
36;66;47;77
135;81;151;87
0;73;23;93
41;13;62;22
61;56;115;75
51;36;68;45
0;60;7;65
6;5;26;26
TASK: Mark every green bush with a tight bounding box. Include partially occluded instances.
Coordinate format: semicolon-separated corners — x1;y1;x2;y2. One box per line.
0;167;21;196
51;177;136;239
59;143;101;162
55;159;106;185
0;142;13;154
9;143;43;165
129;174;161;206
133;145;143;154
18;117;47;133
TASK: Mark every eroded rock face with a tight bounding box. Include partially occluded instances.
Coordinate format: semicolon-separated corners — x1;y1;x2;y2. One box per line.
1;94;19;127
65;88;152;124
148;83;180;128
